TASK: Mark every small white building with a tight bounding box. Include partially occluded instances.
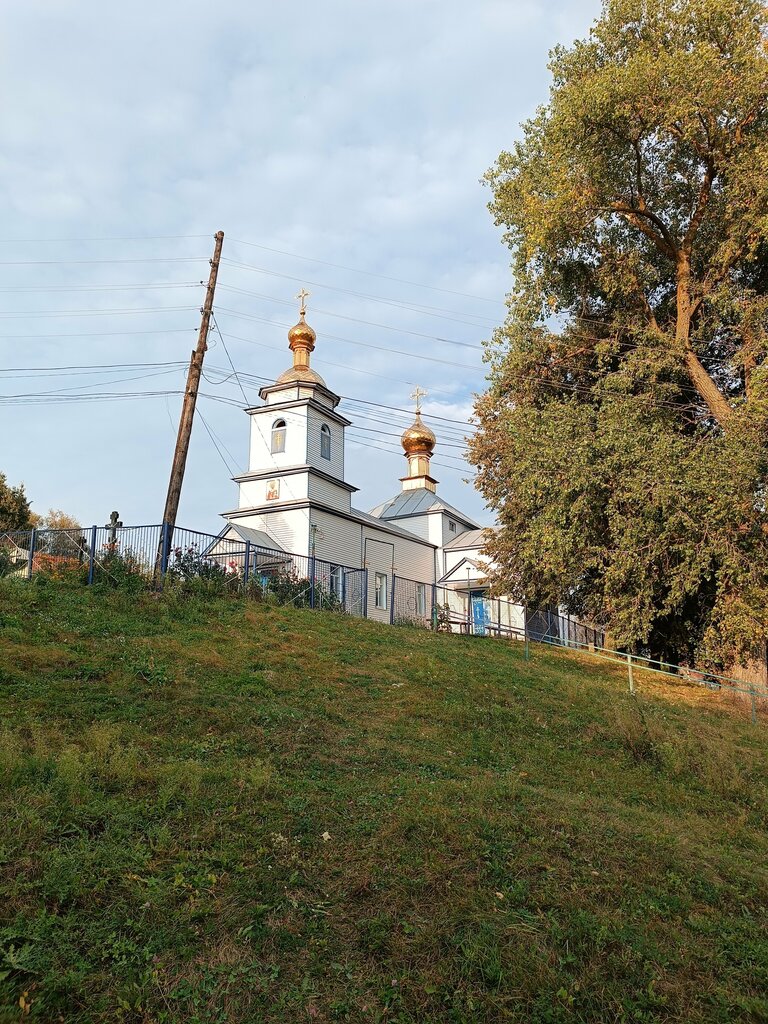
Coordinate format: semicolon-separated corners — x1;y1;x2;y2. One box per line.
218;297;508;628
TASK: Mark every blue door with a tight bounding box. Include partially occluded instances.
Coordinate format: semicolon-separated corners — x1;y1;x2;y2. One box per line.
471;591;491;636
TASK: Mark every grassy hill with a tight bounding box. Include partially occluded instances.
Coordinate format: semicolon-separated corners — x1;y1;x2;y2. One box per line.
0;579;766;1024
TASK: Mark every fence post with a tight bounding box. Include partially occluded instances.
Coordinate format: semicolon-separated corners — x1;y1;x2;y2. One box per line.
627;651;635;693
26;529;37;580
160;522;171;580
523;601;530;660
363;570;369;618
390;573;396;625
431;584;437;630
243;540;251;588
309;555;316;609
87;526;97;585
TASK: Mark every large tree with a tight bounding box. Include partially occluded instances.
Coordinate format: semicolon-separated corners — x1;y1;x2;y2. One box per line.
470;0;768;665
0;473;34;532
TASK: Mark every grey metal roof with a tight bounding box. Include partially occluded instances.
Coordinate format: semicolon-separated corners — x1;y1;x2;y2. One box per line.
227;525;286;551
368;487;481;528
351;507;437;546
443;527;496;551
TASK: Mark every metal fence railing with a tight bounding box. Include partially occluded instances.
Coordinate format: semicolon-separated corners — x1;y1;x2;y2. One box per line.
3;526;762;721
0;524;367;619
391;574;603;647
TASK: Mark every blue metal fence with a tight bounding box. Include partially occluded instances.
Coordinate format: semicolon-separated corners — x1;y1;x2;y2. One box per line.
0;523;366;619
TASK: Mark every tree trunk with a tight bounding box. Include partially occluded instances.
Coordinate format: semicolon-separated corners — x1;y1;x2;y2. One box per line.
677;256;732;426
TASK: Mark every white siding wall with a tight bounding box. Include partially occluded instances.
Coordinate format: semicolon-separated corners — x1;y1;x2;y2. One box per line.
385;514;431;543
309;508;362;567
306;407;345;480
238;473;309;509
363;536;395;623
248;407;307;473
231;509;309;556
308;475;352;512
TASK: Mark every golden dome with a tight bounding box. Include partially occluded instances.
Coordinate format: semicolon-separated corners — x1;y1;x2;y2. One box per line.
401;412;436;455
276;365;327;387
288;314;316;352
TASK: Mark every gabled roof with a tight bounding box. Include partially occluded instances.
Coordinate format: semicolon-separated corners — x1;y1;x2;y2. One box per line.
443;527;496;551
438;556;490;586
225;524;287;552
368;487;480;528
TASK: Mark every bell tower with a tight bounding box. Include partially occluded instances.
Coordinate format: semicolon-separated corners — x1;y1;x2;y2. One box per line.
400;387;438;493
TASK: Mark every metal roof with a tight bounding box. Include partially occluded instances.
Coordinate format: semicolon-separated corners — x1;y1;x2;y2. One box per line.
368;487;481;528
443;527;496;551
227;525;287;552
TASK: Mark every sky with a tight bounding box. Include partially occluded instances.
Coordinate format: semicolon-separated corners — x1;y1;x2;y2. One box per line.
0;0;602;533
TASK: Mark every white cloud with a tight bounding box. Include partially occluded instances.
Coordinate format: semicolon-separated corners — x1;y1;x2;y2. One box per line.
0;0;602;528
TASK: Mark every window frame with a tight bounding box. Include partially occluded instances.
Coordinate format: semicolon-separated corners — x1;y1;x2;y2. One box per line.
415;582;427;616
320;423;331;460
271;419;287;454
329;564;343;598
374;572;388;610
448;520;457;533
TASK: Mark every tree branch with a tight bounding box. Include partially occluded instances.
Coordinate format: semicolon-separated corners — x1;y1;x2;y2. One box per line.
611;202;678;259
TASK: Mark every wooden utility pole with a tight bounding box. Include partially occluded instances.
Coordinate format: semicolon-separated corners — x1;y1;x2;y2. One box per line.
161;230;224;537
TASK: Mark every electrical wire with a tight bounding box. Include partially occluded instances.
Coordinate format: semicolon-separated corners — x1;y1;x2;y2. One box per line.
228;236;503;306
221;258;499;328
219;281;494;334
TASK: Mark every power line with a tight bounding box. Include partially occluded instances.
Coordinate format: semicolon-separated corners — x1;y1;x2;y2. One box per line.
0;257;206;266
0;234;210;242
0;282;202;294
210;313;251;406
0;305;198;319
229;236;503;306
198;409;238;477
221;258;499;327
218;284;487;346
215;308;483;371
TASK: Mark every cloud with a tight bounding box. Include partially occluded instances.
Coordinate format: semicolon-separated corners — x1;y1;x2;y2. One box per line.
0;0;602;528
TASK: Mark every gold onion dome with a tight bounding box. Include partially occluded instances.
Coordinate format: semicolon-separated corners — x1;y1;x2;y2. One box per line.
401;412;436;455
287;313;316;352
276;289;327;387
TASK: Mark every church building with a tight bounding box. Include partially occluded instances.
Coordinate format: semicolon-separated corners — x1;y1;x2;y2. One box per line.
218;293;498;625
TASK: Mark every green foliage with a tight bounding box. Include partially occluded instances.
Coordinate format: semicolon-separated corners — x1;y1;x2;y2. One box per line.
0;579;766;1021
473;0;768;666
0;473;33;532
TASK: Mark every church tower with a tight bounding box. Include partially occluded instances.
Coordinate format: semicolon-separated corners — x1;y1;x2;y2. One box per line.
225;291;357;553
400;387;438;492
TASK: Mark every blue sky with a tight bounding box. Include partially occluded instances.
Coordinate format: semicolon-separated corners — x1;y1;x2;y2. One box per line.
1;0;601;531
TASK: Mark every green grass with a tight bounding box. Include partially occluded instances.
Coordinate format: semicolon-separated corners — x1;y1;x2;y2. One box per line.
0;578;766;1023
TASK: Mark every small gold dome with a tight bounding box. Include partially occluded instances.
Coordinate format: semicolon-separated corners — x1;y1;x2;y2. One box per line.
288;314;316;352
401;413;436;455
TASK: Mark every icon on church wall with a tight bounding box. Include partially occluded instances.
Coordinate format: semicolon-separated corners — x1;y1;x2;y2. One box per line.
266;479;280;501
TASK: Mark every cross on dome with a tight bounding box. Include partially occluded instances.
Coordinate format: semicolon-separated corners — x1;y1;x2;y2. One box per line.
296;288;310;317
410;385;427;413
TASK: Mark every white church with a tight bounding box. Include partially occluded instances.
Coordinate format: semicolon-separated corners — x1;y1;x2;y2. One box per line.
217;293;518;631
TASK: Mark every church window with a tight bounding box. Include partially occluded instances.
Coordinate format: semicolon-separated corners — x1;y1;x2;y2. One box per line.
448;520;457;533
375;572;388;610
271;419;286;454
415;583;427;616
320;423;331;460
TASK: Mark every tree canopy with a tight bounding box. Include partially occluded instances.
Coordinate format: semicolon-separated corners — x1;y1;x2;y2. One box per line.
0;473;34;532
470;0;768;665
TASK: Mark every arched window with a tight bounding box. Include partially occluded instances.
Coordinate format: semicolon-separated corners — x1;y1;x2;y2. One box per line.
320;423;331;460
271;419;286;454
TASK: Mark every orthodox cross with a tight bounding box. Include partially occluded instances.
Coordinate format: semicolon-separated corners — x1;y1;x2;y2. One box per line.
105;511;122;544
410;385;428;413
296;288;310;316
